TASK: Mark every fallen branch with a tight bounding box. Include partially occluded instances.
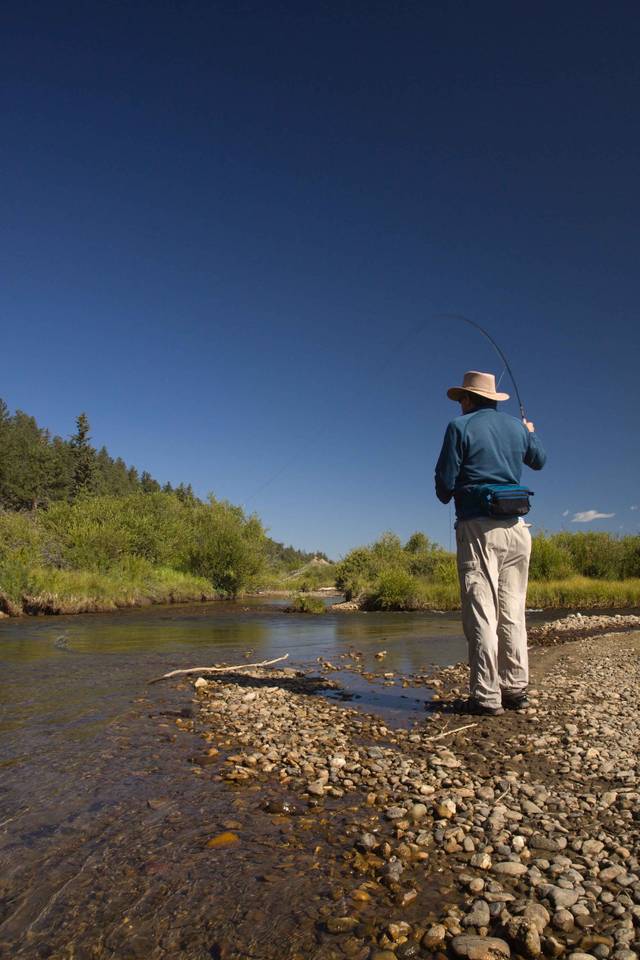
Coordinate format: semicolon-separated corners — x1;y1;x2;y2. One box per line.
424;721;478;742
149;654;289;684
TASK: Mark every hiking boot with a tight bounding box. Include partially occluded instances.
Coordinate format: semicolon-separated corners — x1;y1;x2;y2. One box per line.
464;699;505;717
502;692;529;710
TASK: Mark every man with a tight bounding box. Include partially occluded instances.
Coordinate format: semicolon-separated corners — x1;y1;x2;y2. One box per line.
435;370;546;716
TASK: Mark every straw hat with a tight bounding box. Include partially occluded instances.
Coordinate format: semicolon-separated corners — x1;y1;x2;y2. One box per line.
447;370;509;402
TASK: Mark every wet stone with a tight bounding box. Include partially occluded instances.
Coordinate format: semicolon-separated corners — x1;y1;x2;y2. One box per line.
451;934;511;959
325;916;359;934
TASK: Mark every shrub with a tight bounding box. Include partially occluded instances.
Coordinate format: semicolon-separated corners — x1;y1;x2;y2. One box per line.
370;568;419;610
553;532;625;579
287;593;326;614
185;497;266;596
529;533;574;581
335;548;373;600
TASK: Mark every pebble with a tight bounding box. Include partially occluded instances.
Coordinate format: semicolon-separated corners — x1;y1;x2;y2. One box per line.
422;925;447;949
326;916;358;933
505;917;541;959
450;934;511;959
552;909;575;933
492;861;527;877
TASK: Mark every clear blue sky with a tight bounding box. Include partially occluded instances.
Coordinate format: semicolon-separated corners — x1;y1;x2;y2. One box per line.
2;2;639;556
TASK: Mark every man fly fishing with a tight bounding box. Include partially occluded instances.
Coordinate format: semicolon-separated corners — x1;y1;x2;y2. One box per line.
435;370;546;716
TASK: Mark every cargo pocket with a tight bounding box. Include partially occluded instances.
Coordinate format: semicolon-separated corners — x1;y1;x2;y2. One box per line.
459;559;484;594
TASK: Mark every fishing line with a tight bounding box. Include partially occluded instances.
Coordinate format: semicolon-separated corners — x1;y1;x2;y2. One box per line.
242;312;527;507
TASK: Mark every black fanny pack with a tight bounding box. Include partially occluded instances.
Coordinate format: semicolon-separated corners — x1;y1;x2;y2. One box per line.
475;484;533;518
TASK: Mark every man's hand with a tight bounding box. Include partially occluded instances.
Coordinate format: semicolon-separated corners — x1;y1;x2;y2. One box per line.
523;419;535;433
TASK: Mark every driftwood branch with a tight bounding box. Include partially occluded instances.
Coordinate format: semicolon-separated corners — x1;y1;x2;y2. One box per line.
424;721;478;742
149;654;289;684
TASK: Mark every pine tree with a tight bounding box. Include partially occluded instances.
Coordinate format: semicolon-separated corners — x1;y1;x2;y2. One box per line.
141;471;161;494
70;413;96;500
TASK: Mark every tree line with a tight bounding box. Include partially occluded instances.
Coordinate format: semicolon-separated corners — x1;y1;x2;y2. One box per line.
0;400;326;612
0;400;198;510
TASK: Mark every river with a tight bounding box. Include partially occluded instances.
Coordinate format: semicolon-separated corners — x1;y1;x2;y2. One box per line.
0;600;501;958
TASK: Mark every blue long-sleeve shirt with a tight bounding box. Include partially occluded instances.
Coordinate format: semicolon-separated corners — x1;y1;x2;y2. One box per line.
435;408;546;519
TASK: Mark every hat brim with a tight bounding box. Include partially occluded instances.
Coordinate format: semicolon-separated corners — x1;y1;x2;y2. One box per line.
447;386;510;402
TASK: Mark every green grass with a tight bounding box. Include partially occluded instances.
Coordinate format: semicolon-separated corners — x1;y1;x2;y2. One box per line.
526;576;640;609
363;575;640;611
1;560;215;616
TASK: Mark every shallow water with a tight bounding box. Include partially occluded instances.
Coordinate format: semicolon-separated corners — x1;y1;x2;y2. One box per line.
0;600;543;958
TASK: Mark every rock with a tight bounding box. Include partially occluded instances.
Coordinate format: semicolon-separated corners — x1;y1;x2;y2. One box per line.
471;853;493;870
396;941;421;959
541;885;579;909
359;832;378;851
450;935;511;959
582;840;605;856
400;888;418;907
523;902;550;934
194;677;208;689
326;916;358;934
409;803;428;822
205;831;240;849
552;909;575;933
530;833;565;852
505;917;541;958
463;900;491;929
385;805;408;820
307;780;326;796
435;798;457;819
492;861;528;877
382;860;404;883
387;922;412;942
422;925;447;949
598;866;624;883
542;935;565;957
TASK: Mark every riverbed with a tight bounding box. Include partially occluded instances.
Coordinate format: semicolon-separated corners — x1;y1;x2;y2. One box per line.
0;600;470;957
0;601;587;959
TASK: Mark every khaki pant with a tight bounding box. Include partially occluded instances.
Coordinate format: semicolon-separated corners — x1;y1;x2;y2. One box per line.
456;517;531;708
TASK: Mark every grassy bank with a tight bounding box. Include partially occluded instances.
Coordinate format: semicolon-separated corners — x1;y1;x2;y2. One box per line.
360;575;640;611
335;531;640;612
2;563;215;616
0;493;274;617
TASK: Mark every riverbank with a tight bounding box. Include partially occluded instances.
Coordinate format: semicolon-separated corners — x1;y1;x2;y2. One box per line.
330;578;640;614
178;627;640;959
0;565;216;617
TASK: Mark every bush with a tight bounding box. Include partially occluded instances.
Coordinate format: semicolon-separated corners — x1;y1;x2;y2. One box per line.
335;548;373;600
370;568;419;610
185;498;266;596
529;533;574;581
553;532;625;579
287;593;326;614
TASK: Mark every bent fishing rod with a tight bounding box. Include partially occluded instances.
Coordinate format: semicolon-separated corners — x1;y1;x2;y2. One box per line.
242;312;528;505
434;313;527;423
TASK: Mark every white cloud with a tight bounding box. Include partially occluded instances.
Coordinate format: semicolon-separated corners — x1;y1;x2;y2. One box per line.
631;505;639;511
562;510;569;517
571;510;615;523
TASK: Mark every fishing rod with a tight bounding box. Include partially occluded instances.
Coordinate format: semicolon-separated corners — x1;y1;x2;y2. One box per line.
242;311;528;506
435;313;528;422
